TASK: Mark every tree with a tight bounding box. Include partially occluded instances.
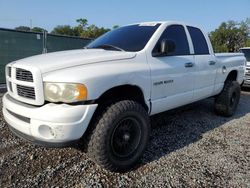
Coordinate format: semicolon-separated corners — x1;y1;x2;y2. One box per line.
74;19;88;36
75;19;110;38
15;26;47;33
31;27;47;33
246;39;250;47
209;19;250;52
76;18;88;28
51;25;79;36
80;25;110;38
51;18;111;38
112;25;119;29
15;26;31;32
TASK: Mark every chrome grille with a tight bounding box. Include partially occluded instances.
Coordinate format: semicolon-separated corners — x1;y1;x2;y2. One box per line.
246;68;250;76
6;66;43;105
8;67;11;77
17;85;35;99
8;81;13;92
16;68;33;82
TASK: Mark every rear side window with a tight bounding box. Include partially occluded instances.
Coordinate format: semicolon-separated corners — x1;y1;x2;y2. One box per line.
153;25;190;56
187;26;209;55
240;49;250;61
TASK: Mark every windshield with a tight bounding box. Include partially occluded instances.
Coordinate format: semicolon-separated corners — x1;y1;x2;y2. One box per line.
87;23;161;52
241;49;250;61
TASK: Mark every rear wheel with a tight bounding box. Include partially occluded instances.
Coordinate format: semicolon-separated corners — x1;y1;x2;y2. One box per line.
86;100;150;172
214;81;241;117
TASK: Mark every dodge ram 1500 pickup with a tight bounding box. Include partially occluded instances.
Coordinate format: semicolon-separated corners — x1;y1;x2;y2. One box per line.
3;21;246;171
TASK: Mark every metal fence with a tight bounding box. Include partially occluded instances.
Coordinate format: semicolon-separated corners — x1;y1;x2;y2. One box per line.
0;28;92;83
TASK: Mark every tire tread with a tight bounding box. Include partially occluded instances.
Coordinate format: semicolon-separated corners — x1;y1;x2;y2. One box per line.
86;100;149;171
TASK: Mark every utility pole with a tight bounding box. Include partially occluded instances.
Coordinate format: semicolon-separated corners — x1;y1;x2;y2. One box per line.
42;30;47;54
30;19;32;29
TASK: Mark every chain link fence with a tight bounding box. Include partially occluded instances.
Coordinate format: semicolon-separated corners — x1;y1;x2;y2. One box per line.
0;28;92;83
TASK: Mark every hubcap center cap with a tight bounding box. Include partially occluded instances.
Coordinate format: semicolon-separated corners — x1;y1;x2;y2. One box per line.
123;133;130;141
232;96;235;103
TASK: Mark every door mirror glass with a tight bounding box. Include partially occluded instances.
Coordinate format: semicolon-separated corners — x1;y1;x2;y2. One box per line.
153;39;176;57
161;39;175;54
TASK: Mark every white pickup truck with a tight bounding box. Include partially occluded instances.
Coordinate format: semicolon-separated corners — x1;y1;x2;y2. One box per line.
3;21;246;171
240;47;250;87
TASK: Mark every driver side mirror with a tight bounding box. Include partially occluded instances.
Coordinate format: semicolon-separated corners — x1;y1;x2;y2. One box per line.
152;39;176;57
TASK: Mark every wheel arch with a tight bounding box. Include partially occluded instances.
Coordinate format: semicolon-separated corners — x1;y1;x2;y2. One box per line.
225;70;238;82
96;84;149;112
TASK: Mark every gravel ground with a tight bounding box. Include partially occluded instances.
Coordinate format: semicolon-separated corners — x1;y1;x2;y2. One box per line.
0;90;249;188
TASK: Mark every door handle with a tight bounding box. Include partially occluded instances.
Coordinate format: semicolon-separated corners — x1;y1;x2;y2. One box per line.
209;61;216;65
185;62;194;68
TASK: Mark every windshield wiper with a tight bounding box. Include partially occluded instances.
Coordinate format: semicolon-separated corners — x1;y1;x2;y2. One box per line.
92;44;125;51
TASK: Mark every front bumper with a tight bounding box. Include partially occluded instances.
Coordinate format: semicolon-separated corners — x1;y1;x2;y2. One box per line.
242;80;250;87
242;76;250;87
2;93;98;147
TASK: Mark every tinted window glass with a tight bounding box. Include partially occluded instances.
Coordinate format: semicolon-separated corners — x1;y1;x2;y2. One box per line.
153;25;190;56
240;49;250;61
187;26;209;55
87;24;160;52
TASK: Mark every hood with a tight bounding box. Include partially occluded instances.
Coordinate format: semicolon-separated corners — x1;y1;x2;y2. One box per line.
12;49;136;73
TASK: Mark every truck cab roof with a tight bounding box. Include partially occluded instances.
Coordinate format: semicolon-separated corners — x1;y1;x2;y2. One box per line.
131;21;195;27
240;47;250;50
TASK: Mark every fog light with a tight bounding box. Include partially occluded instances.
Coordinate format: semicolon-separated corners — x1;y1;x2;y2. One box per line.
38;125;55;139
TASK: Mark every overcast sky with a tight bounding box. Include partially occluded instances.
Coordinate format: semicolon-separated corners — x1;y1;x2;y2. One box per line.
0;0;249;32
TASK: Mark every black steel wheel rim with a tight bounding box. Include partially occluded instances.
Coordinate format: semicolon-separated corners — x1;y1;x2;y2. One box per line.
111;117;142;158
230;92;237;107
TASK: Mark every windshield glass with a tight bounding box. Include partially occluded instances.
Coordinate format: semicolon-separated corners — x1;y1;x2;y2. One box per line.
241;49;250;61
87;23;161;52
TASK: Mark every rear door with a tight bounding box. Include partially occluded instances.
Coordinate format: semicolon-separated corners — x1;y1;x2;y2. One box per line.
187;26;217;100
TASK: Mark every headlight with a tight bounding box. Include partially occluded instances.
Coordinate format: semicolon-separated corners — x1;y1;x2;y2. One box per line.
44;82;87;103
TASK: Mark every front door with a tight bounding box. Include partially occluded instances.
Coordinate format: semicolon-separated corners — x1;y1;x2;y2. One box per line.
148;25;196;115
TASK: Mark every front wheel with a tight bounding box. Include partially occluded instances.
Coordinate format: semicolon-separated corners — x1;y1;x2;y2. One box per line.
214;81;241;117
86;100;150;172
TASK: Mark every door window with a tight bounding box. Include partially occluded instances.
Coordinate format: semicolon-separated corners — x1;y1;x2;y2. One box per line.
153;25;190;56
187;26;209;55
